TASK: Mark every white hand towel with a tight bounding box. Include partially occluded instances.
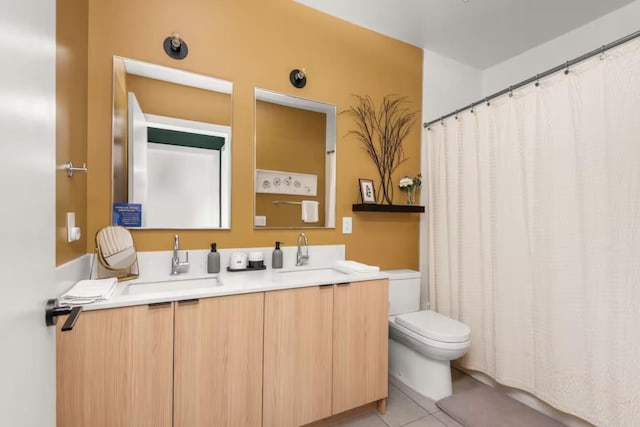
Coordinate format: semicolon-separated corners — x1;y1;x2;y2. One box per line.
301;200;319;223
60;278;118;304
333;260;380;274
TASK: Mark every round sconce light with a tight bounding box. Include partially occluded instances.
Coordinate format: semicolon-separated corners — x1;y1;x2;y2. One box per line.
163;32;188;60
289;69;307;88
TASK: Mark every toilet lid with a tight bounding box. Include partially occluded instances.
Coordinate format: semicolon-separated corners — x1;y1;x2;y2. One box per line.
395;310;470;343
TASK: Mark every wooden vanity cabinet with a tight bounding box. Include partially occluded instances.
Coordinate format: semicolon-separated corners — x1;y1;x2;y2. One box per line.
263;279;389;424
56;278;387;427
332;279;389;414
263;285;334;427
56;302;174;427
173;293;264;427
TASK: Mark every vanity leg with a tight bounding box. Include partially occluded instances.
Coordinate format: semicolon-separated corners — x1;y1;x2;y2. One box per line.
377;398;387;415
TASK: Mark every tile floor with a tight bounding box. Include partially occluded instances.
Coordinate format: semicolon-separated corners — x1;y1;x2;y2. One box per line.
334;369;481;427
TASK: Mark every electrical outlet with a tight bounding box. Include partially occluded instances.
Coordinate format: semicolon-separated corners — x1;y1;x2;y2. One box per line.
342;217;352;234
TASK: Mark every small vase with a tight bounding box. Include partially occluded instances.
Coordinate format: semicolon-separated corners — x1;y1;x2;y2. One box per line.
406;188;415;205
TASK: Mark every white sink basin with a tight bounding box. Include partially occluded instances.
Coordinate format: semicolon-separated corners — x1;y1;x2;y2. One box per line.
276;267;346;282
124;277;222;295
277;267;340;274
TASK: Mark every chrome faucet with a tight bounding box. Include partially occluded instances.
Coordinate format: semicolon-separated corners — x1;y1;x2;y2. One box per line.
171;235;190;275
296;233;309;266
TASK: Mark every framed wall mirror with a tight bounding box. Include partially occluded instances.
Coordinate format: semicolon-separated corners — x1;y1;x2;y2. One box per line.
111;56;233;229
254;88;336;229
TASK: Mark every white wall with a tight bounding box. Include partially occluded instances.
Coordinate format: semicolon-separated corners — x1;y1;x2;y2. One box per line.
482;0;640;95
422;49;483;123
420;49;482;309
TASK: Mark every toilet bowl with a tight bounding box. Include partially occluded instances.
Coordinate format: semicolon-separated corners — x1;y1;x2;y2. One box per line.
385;269;471;401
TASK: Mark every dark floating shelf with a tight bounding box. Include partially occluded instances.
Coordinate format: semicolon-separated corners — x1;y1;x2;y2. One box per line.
352;204;425;213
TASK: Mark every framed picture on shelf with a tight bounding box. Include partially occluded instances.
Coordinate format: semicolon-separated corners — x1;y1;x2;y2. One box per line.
359;179;376;204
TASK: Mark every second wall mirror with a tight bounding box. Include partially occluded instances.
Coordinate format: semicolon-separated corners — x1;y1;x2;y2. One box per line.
111;56;233;229
254;89;336;229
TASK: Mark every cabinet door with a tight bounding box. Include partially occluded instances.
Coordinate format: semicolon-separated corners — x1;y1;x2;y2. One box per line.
57;303;174;427
174;293;264;427
263;285;333;427
333;279;389;414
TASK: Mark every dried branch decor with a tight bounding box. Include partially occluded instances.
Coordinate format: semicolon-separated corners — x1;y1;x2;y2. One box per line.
345;94;416;205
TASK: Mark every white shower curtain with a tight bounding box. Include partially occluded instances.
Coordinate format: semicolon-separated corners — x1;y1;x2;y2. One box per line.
427;39;640;427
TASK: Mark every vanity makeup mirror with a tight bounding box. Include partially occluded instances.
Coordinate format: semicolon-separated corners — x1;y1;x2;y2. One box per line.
254;89;336;229
111;56;232;229
95;226;139;281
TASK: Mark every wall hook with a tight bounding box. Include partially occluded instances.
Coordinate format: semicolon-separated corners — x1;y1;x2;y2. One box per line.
64;161;88;177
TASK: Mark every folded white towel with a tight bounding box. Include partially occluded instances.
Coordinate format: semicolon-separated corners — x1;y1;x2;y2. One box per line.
301;200;319;223
333;260;380;274
60;278;118;304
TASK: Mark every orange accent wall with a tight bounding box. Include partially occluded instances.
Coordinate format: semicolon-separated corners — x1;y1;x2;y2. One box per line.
56;0;88;265
255;100;326;227
85;0;423;270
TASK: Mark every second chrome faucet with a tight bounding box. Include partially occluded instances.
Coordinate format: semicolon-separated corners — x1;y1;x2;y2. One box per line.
296;233;309;266
171;235;190;275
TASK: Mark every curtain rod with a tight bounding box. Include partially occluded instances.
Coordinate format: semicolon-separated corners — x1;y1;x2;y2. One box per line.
424;28;640;129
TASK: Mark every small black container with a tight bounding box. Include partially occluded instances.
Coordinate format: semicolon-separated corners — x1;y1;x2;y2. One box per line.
248;260;264;269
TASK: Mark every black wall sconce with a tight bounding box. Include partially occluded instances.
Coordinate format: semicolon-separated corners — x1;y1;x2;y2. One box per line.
289;69;307;88
163;32;188;60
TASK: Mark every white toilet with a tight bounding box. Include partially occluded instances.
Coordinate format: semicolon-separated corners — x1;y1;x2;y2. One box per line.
386;269;471;401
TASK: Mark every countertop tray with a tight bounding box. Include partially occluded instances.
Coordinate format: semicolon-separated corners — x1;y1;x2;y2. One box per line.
226;265;267;273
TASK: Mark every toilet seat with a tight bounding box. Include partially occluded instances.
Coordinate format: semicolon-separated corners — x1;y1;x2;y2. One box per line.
395;310;470;343
389;315;470;352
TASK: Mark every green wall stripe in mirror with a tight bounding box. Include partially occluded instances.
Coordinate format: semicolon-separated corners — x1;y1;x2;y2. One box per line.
147;127;225;151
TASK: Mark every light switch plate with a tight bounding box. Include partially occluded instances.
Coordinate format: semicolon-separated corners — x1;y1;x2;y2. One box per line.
342;217;352;234
255;215;267;227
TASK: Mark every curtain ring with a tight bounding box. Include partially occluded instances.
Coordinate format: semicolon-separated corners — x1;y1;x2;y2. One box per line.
508;86;513;97
564;61;570;75
485;97;490;107
454;110;458;120
535;74;540;87
470;102;475;114
440;116;445;126
599;45;607;60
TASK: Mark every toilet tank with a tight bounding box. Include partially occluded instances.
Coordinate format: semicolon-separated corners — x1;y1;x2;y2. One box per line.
384;269;421;316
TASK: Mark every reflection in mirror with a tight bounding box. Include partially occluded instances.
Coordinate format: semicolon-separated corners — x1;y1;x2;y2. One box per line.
254;89;336;229
112;57;232;229
95;226;139;281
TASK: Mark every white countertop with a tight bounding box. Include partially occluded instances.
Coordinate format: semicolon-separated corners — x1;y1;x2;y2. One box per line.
81;266;389;311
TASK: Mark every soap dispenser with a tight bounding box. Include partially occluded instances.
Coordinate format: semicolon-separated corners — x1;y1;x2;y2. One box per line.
272;241;283;269
207;243;220;273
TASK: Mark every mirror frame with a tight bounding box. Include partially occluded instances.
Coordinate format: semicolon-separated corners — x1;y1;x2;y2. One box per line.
253;88;336;229
111;56;233;229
